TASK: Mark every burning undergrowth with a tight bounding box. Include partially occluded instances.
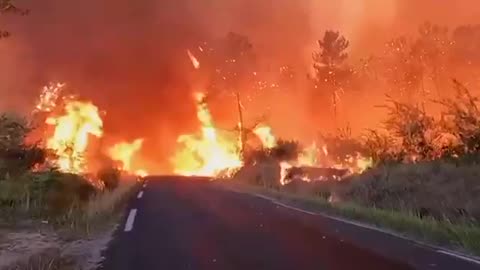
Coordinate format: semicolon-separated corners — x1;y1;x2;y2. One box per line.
31;82;149;179
0;82;149;228
225;78;480;227
2;2;480;219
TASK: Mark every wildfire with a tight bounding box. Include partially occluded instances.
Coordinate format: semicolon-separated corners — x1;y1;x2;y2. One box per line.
278;143;374;185
135;169;148;178
170;91;373;183
172;92;243;176
253;125;276;148
108;138;144;172
175;45;373;183
298;142;319;166
279;161;293;186
46;100;103;173
35;82;65;113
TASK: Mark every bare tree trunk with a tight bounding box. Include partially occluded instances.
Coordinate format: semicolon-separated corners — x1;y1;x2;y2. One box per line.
235;91;246;159
332;88;338;130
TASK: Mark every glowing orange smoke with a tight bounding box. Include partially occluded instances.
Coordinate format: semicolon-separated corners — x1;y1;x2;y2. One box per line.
187;50;200;69
171;92;243;176
46;100;103;173
108;138;144;172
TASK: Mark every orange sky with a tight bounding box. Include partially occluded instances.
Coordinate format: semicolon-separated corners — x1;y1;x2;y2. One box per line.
1;0;480;172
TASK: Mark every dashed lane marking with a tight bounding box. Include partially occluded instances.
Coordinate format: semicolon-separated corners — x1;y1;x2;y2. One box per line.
124;209;137;232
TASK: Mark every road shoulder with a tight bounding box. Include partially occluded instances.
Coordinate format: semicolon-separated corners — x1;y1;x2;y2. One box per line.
215;182;480;270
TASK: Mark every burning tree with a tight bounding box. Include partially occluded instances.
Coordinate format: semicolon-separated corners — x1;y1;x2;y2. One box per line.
204;32;258;158
312;30;351;124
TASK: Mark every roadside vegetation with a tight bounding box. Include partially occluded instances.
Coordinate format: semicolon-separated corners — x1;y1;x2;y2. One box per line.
0;113;140;269
227;80;480;257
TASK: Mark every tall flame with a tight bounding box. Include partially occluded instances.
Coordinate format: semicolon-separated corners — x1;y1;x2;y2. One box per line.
298;142;319;166
108;139;144;171
46;101;103;173
253;125;277;148
172;92;243;176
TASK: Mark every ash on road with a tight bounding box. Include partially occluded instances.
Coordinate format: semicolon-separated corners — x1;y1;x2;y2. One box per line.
100;177;480;270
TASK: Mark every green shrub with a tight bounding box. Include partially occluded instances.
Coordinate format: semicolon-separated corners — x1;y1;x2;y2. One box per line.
0;168;99;218
38;171;96;215
0;113;48;179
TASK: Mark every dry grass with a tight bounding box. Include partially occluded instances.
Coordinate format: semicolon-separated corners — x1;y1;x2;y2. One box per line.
58;177;140;237
4;248;74;270
0;177;139;270
339;161;480;223
85;177;138;220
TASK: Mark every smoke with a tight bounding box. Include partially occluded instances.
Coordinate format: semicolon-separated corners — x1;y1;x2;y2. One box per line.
1;0;479;172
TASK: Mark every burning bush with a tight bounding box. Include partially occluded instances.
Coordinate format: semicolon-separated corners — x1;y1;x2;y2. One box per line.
363;130;400;165
97;166;121;191
245;140;300;162
319;127;372;172
0;112;114;219
380;98;445;162
355;80;480;166
236;140;300;187
437;80;480;161
270;140;301;161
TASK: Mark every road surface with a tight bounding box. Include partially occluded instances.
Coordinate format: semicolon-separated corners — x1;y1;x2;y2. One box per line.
100;176;480;270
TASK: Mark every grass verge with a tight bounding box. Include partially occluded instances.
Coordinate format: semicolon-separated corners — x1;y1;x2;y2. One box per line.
56;177;141;238
220;182;480;258
0;177;141;270
3;248;74;270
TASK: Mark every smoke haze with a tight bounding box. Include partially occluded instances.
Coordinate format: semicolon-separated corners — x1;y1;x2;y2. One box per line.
1;0;479;172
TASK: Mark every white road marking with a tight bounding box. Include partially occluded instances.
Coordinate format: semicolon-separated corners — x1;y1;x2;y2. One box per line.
437;250;480;265
244;191;480;265
137;191;144;199
124;209;138;232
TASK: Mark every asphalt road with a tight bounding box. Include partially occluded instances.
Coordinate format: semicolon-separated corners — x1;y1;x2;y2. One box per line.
100;176;480;270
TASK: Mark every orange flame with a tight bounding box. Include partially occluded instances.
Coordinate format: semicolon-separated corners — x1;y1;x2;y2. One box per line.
46;100;103;173
135;169;149;178
108;139;144;172
253;125;277;148
171;92;243;176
